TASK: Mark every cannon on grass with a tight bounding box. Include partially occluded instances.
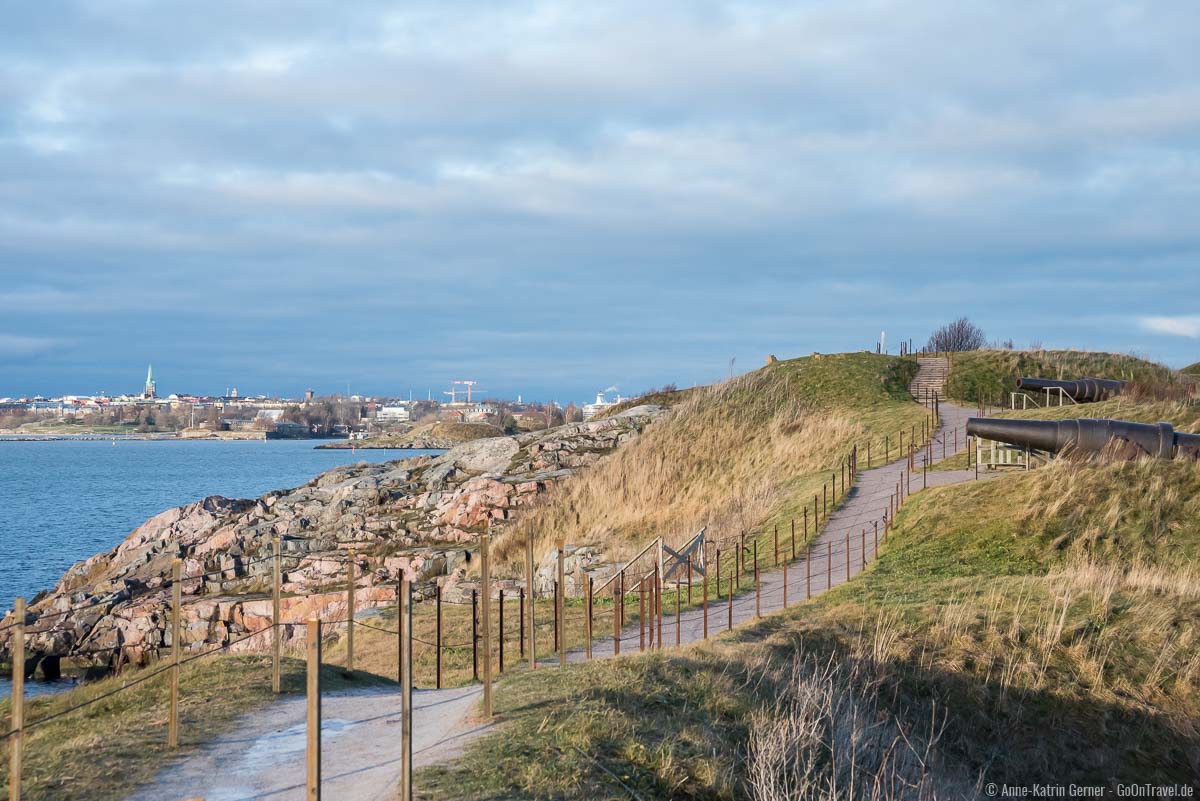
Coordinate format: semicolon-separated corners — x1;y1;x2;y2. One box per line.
966;417;1200;461
1016;377;1125;403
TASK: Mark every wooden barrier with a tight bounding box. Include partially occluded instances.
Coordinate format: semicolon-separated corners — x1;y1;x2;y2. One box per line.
272;537;281;694
526;531;536;670
346;549;355;675
306;617;321;801
400;580;413;801
480;533;492;719
585;577;593;661
9;596;23;801
727;572;734;630
435;582;443;688
169;559;181;748
557;540;566;668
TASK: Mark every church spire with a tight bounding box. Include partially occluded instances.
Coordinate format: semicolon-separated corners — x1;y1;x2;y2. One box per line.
144;364;156;399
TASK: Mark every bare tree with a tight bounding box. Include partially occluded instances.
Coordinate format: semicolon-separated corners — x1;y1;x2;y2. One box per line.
924;317;986;352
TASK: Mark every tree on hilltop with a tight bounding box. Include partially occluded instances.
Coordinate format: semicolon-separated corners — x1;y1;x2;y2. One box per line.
925;317;987;352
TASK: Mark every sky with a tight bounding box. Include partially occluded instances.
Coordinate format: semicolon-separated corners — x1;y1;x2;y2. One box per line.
1;1;1198;402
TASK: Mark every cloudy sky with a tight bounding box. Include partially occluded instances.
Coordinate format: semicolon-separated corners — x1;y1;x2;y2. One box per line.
2;1;1198;401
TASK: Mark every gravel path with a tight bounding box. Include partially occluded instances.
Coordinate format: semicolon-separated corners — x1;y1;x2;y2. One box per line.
130;400;988;801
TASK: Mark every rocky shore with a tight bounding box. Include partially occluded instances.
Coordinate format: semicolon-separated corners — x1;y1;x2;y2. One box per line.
0;407;661;677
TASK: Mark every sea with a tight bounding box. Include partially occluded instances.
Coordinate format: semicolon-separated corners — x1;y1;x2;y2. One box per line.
0;438;439;696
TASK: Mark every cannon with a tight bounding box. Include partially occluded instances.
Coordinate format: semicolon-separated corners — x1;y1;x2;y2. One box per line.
966;417;1200;460
1016;377;1126;403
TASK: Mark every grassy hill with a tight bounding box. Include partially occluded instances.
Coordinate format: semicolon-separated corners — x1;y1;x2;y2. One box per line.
942;349;1176;404
1183;361;1200;376
495;352;927;568
422;459;1200;799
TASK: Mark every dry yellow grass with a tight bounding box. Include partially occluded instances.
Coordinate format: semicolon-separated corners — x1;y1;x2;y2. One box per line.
493;353;927;570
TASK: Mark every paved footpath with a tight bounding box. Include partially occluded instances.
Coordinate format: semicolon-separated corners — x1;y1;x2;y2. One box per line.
130;402;990;801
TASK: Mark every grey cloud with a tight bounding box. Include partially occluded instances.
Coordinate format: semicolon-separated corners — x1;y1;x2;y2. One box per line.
0;1;1198;397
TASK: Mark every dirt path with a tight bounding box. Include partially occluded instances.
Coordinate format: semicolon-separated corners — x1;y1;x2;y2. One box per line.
131;401;988;801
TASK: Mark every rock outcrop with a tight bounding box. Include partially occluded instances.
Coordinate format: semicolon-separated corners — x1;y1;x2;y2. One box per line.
0;407;662;673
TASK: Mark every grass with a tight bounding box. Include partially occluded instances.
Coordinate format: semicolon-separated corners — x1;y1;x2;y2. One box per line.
941;349;1176;404
0;650;381;801
1183;361;1200;376
493;353;929;574
418;459;1200;798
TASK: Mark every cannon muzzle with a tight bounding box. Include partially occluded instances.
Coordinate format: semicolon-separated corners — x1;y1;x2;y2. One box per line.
966;417;1200;460
1016;377;1125;403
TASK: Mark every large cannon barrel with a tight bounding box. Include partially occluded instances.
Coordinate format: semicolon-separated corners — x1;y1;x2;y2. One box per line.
966;417;1200;460
1016;377;1126;402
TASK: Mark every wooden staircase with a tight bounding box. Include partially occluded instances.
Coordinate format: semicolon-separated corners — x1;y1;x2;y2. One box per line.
909;356;949;400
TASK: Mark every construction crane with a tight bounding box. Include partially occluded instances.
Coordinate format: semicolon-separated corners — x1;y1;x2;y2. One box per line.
443;380;485;405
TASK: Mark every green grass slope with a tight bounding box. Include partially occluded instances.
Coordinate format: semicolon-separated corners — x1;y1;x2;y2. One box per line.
1183;361;1200;376
425;461;1200;799
942;349;1175;404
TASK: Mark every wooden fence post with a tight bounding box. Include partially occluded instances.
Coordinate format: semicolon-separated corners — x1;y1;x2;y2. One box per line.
169;558;181;748
675;578;681;647
639;579;646;651
613;584;621;656
552;581;559;653
403;573;408;685
471;589;478;682
557;540;566;668
585;577;593;661
804;507;808;543
306;617;321;801
481;533;492;718
861;529;866;569
346;549;355;675
519;587;526;659
272;537;281;694
773;524;779;566
874;522;879;558
790;519;796;559
655;565;663;649
435;581;443;689
827;542;832;589
400;580;413;801
845;532;851;581
498;588;505;674
9;596;23;801
727;572;734;630
526;530;536;670
702;565;709;639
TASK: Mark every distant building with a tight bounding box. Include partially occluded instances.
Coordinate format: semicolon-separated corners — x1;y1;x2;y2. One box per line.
377;404;411;422
143;365;157;399
582;391;624;420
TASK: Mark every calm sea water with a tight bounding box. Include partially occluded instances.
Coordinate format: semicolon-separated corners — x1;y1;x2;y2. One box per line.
0;438;439;611
2;438;438;695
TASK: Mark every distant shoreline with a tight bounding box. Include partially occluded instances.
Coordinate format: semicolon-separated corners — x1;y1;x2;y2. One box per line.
315;440;441;449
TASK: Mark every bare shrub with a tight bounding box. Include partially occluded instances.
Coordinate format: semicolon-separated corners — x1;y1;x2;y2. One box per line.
924;318;987;353
746;645;974;801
